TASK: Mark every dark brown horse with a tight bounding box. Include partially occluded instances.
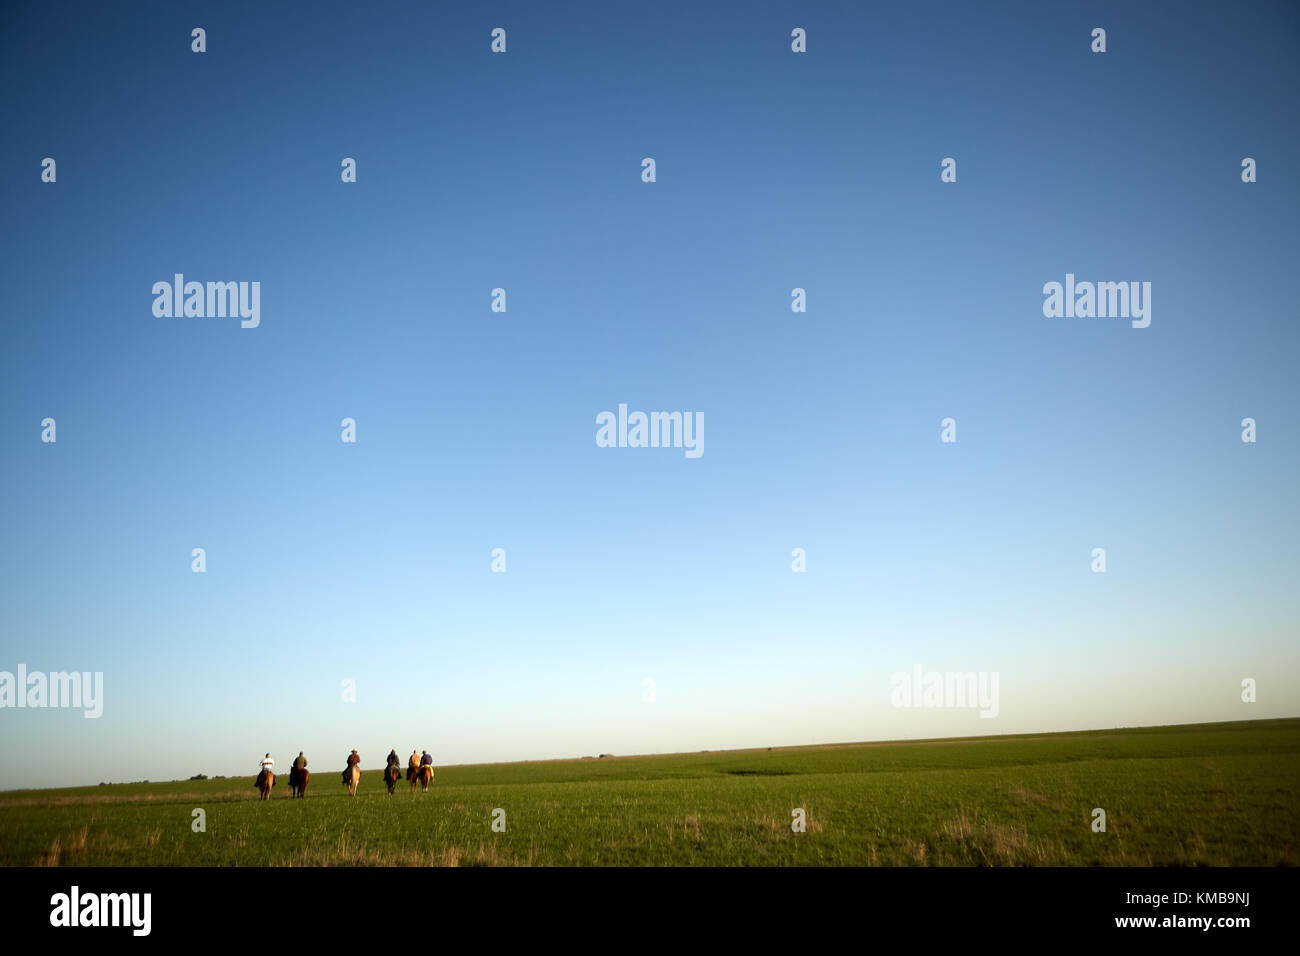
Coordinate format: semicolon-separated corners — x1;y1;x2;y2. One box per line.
383;764;401;794
289;765;310;798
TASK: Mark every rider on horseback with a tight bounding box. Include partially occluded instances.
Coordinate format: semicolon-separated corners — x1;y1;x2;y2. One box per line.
257;753;275;789
413;749;434;790
407;748;419;780
290;751;306;788
386;749;401;780
341;749;359;785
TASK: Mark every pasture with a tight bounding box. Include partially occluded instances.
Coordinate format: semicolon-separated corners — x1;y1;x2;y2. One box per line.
1;719;1296;866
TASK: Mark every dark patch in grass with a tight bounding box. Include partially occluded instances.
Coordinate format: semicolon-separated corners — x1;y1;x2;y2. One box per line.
723;769;796;776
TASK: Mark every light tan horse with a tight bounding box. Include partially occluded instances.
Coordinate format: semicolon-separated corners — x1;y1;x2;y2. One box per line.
414;764;433;793
343;764;360;796
256;770;275;800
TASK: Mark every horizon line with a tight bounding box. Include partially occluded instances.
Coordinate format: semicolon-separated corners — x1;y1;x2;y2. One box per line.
5;715;1295;795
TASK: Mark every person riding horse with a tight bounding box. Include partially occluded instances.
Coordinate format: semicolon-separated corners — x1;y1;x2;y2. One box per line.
407;748;420;781
412;749;435;791
256;753;275;789
384;749;402;791
341;749;359;785
289;751;307;790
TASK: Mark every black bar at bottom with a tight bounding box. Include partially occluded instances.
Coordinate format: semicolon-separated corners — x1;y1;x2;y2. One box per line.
0;866;1287;942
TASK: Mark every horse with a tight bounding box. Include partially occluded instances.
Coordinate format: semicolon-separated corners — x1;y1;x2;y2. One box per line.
415;763;433;793
343;764;360;796
256;770;275;800
289;765;310;798
383;764;401;794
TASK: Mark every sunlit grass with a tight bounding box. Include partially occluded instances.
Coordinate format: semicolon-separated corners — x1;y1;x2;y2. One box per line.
2;719;1295;866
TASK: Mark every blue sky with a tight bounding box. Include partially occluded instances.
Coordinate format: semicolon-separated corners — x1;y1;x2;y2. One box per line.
1;1;1298;788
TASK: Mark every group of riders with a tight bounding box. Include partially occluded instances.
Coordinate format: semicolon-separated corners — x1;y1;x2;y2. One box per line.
253;748;435;798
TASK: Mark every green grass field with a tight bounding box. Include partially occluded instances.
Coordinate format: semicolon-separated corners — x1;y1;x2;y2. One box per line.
3;719;1297;866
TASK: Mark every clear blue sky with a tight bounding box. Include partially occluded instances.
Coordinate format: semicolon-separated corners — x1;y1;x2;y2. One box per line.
1;1;1297;788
